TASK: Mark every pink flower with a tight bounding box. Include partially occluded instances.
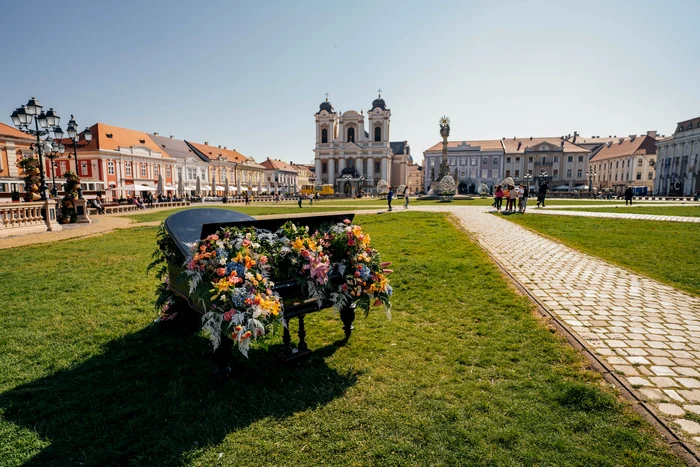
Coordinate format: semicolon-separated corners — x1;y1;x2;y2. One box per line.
309;258;330;285
216;267;226;277
260;255;268;264
354;271;361;277
301;249;310;258
343;219;351;225
243;239;251;246
348;239;355;246
223;310;235;321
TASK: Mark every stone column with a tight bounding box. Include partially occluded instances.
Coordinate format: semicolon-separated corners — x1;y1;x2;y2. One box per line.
356;157;363;177
367;157;374;180
338;157;346;174
380;157;388;183
327;158;335;187
74;198;92;224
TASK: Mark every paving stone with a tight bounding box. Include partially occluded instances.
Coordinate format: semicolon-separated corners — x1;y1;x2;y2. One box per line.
651;366;677;376
657;403;685;416
675;419;700;435
684;405;700;415
677;378;700;389
626;377;652;387
649;377;677;387
641;388;666;400
665;390;686;403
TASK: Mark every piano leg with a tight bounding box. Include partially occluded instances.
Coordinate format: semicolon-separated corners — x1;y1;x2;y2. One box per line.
298;315;307;351
341;303;356;340
282;318;292;355
212;338;232;380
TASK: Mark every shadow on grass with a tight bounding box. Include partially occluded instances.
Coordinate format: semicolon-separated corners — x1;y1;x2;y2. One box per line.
0;323;357;466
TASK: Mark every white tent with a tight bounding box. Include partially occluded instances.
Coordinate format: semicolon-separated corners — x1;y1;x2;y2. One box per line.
114;184;157;192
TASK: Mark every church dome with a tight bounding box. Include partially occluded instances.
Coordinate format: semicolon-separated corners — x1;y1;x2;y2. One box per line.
317;98;334;114
371;96;386;111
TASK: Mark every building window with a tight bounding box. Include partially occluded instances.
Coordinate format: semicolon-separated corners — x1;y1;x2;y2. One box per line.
177;167;182;180
614;173;618;181
461;157;466;165
505;170;511;177
482;157;488;165
578;155;584;162
577;169;582;178
141;163;147;177
154;165;159;177
108;160;114;175
375;161;380;173
515;157;520;163
514;170;520;177
528;157;533;163
648;172;653;180
493;156;499;164
60;161;67;173
321;128;328;143
450;157;456;165
649;158;655;165
636;172;642;180
616;161;619;168
492;169;498;178
553;169;559;178
481;169;488;178
81;161;88;176
166;166;171;178
552;156;558;163
638;159;643;167
471;157;477;166
506;157;511;163
567;156;573;163
347;127;355;143
566;169;572;178
470;168;476;178
125;161;132;176
374;126;381;142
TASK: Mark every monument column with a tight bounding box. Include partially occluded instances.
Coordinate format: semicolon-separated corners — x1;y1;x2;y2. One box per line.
327;158;335;187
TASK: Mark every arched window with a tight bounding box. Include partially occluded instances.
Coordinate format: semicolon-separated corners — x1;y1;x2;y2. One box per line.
347;127;355;143
321;128;328;143
374;126;381;141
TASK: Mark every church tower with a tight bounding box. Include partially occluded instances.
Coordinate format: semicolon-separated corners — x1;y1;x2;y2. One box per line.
367;91;391;184
314;95;338;187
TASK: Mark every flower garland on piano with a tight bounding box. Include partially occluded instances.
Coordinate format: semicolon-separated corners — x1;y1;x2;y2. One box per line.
150;219;392;357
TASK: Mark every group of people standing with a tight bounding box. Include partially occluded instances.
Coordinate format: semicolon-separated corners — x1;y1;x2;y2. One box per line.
493;184;530;213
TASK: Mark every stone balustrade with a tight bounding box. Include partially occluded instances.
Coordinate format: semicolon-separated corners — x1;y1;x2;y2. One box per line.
0;201;62;238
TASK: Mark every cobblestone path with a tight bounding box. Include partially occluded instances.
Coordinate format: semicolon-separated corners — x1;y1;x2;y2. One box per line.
529;207;700;223
442;205;700;447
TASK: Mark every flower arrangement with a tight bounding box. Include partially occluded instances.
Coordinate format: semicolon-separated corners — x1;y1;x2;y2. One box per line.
16;157;42;201
59;171;80;223
150;219;392;357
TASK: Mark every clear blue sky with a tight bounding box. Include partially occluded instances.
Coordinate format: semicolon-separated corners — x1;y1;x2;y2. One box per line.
3;0;699;165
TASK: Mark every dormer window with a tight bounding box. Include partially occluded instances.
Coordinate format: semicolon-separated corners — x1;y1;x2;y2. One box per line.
139;139;145;144
106;133;113;138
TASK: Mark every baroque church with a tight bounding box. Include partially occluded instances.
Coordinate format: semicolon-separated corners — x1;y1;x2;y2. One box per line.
313;94;410;196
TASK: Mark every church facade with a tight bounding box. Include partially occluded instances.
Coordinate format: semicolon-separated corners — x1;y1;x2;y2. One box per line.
313;94;409;195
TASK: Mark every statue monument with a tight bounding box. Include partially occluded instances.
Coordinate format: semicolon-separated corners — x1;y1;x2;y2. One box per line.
438;116;451;179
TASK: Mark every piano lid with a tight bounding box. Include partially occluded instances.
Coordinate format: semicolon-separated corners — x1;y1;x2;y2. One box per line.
164;208;256;257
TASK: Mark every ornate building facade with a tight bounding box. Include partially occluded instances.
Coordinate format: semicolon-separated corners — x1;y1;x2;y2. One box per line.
655;117;700;196
313;94;409;194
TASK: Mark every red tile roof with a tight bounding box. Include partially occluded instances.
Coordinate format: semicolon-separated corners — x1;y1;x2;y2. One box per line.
79;123;174;158
0;122;34;140
261;158;298;172
590;135;657;162
188;141;247;163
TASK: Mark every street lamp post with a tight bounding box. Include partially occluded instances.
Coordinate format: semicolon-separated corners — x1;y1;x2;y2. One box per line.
66;115;93;199
45;137;66;197
523;172;532;195
10;98;63;201
586;169;597;199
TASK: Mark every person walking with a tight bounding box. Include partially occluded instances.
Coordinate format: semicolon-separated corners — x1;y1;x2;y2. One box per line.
509;185;518;213
494;185;504;211
298;193;303;208
520;185;529;213
625;186;634;205
387;187;394;211
309;194;313;206
537;182;549;208
404;188;409;209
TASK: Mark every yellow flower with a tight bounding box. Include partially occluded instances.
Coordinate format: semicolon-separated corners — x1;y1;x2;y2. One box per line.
291;237;305;251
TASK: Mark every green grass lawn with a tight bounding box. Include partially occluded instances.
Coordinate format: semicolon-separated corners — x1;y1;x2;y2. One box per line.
0;213;682;466
502;214;700;296
121;205;383;224
548;205;700;217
